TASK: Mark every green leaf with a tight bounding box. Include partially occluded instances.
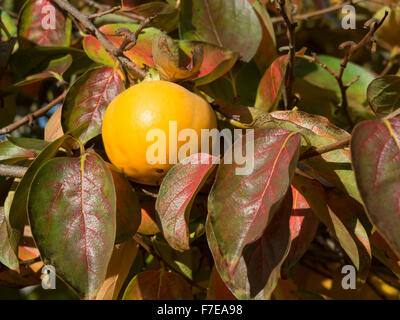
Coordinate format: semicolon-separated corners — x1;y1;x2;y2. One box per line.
7;137;49;154
18;0;71;47
351;118;400;259
294;55;376;126
122;270;193;300
62;66;125;144
0;10;17;40
367;75;400;117
206;127;301;282
28;151;116;299
0;139;36;165
179;0;262;62
156;153;217;252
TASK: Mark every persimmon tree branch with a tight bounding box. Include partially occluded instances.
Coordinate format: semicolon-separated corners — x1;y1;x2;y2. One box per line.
0;164;28;178
81;0;145;21
0;91;67;135
271;0;366;24
312;11;389;128
276;0;297;109
52;0;147;79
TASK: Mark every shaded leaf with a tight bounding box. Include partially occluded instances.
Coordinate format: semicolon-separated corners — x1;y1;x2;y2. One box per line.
62;66;125;144
156;153;217;252
207;127;300;279
370;232;400;279
83;23;163;68
207;190;293;299
178;41;239;86
251;0;276;70
122;270;193;300
255;55;288;111
180;0;262;62
206;266;236;300
28;151;116;298
284;185;319;271
351;118;400;259
107;164;141;244
152;34;203;82
18;0;71;47
96;238;139;300
367;75;400;117
7;137;49;154
126;1;179;32
292;174;372;279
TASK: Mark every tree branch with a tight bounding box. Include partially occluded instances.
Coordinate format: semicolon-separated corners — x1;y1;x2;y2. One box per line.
312;11;389;128
271;0;366;24
0;164;28;178
52;0;146;79
0;91;67;135
276;0;297;109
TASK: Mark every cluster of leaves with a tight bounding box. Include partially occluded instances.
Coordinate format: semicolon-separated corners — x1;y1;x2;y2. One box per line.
0;0;400;300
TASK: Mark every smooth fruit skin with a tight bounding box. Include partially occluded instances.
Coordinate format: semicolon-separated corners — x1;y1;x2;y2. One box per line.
102;80;217;186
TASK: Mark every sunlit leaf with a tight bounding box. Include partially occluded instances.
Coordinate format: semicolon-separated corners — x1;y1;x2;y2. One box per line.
62;66;125;144
28;151;116;298
180;0;262;62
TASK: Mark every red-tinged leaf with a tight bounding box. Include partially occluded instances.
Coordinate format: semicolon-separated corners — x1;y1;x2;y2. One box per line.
284;185;319;271
351;118;400;259
207;190;293;299
267;110;362;203
107;164;141;244
156;153;217;252
207;128;301;279
180;0;262;62
18;0;71;47
122;270;193;300
251;0;277;70
178;41;239;86
83;24;163;68
206;266;237;300
255;55;288;111
28;151;116;299
292;174;372;279
62;66;125;144
0;140;35;165
8;134;74;272
138;200;160;235
152;34;203;82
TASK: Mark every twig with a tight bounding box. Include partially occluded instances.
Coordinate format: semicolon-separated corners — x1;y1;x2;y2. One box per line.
276;0;297;109
133;234;207;292
52;0;146;79
271;0;366;24
88;5;121;19
384;108;400;120
0;91;67;135
0;164;28;178
299;137;351;161
311;11;389;128
81;0;145;21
